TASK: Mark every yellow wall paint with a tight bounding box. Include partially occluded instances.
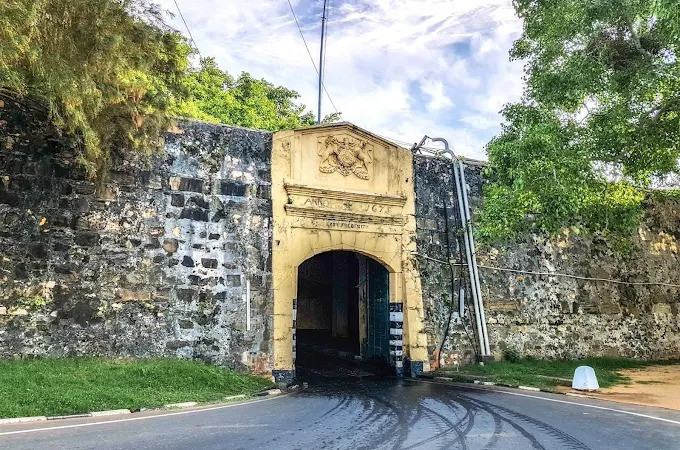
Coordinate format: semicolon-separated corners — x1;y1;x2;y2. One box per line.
271;124;429;372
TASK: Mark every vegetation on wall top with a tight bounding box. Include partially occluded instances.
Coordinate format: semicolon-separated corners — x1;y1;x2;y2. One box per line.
175;58;340;131
0;0;332;181
0;0;191;179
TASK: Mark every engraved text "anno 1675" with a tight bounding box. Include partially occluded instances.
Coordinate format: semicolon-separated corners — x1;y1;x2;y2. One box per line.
303;197;392;214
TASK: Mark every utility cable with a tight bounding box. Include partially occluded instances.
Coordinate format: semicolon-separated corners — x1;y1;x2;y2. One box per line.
437;196;458;368
173;0;203;59
376;133;462;154
286;0;341;116
413;252;680;288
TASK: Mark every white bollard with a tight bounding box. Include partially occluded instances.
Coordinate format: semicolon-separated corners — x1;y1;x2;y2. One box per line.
572;366;599;391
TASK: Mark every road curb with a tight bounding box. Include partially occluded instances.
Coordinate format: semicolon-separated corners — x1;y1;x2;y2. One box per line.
163;402;197;409
0;416;47;425
424;375;594;397
0;390;279;425
518;385;541;392
91;409;131;417
47;413;92;420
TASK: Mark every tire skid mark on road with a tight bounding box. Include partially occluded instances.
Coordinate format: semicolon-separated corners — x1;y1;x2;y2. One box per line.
413;379;680;426
317;394;352;420
400;398;472;450
452;394;545;450
460;395;591;450
413;402;450;437
433;395;482;448
481;404;503;450
362;391;411;450
406;404;426;428
400;404;453;449
297;388;397;449
430;397;476;449
263;397;344;447
260;393;368;449
329;397;377;448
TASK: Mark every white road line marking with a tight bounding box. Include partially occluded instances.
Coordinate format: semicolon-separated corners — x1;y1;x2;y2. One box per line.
0;394;291;436
414;379;680;426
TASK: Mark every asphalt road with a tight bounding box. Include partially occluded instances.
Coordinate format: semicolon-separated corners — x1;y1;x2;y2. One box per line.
2;377;680;449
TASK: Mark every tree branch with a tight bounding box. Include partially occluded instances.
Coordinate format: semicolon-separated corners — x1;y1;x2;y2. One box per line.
652;96;680;121
0;88;49;115
625;16;653;58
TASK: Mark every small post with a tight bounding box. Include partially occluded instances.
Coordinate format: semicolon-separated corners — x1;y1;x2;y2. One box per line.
317;0;328;124
246;279;251;331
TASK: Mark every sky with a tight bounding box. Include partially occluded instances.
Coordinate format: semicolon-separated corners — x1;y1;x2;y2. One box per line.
157;0;525;160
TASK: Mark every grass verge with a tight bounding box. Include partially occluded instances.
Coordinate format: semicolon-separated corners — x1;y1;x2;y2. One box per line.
0;357;274;419
435;357;679;391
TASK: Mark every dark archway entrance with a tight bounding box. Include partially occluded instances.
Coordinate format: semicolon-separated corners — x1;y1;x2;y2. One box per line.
295;251;391;376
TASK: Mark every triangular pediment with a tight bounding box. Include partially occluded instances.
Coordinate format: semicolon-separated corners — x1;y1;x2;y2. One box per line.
294;122;405;151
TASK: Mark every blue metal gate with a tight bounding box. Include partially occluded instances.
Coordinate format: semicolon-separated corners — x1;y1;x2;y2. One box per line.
365;258;389;365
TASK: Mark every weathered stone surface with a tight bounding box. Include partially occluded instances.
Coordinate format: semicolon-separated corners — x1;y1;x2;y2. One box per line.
3;95;679;375
414;155;680;366
0;100;274;373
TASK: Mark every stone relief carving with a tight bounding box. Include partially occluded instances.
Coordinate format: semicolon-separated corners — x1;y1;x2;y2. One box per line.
318;135;372;179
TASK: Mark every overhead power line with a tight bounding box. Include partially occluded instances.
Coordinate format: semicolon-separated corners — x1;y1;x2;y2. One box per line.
414;252;680;288
173;0;203;59
286;0;341;117
375;133;450;152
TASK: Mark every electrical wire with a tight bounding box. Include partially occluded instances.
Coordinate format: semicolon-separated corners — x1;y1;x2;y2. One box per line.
286;0;341;116
172;0;202;59
413;252;680;288
437;189;480;366
437;194;457;368
375;132;462;154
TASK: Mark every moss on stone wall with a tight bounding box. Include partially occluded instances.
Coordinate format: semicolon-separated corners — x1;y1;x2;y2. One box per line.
414;155;680;366
0;99;275;373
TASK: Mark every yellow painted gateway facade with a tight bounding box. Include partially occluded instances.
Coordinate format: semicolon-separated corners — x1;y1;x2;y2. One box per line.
270;123;429;381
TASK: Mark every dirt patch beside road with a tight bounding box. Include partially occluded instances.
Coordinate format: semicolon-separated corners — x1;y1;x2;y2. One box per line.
559;364;680;411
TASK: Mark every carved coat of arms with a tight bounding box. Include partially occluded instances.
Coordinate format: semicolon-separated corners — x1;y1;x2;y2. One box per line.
318;136;372;180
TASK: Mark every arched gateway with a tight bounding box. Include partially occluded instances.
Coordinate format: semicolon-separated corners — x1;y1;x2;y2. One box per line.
270;123;429;382
295;251;392;373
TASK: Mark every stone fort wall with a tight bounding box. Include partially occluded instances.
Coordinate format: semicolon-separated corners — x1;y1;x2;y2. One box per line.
0;99;274;372
2;97;679;372
414;156;680;367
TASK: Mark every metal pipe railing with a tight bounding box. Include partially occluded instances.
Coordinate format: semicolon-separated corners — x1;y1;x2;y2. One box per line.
413;136;491;358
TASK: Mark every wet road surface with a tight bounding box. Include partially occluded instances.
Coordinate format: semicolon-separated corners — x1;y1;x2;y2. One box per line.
3;375;680;449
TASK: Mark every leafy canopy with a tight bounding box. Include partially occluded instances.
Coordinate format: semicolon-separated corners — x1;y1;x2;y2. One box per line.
176;58;340;131
0;0;191;178
479;0;680;241
0;2;334;179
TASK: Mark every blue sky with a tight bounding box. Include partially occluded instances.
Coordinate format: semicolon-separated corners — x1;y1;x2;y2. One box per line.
157;0;524;159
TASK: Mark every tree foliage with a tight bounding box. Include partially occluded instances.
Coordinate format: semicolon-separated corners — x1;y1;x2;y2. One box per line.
0;2;333;180
176;58;339;131
0;0;191;178
480;0;680;241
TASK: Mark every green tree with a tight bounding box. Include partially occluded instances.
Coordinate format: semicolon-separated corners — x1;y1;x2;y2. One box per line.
0;0;191;178
177;58;340;131
480;0;680;241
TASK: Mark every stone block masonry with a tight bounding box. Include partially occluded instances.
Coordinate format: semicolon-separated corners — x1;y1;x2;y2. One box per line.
0;99;274;373
414;155;680;367
2;94;680;374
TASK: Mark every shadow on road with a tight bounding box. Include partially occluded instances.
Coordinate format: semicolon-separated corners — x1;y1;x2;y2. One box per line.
294;343;394;385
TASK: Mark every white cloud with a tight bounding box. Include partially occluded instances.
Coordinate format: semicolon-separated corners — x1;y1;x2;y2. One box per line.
421;80;454;112
461;115;499;130
158;0;524;159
